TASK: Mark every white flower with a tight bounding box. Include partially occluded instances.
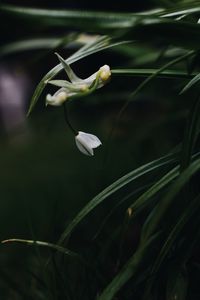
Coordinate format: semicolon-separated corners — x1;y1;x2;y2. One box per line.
75;131;102;156
45;53;111;106
46;88;75;106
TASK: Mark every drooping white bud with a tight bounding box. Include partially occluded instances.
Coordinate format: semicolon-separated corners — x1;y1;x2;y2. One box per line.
75;131;102;156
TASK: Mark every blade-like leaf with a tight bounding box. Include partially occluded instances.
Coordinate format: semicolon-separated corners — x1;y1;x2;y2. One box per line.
2;4;200;49
151;193;200;275
58;153;177;246
0;270;35;300
166;266;188;300
1;239;78;258
112;69;197;79
142;156;200;241
97;158;200;300
0;33;80;57
114;50;195;130
128;165;179;215
97;233;160;300
122;19;200;49
180;97;200;171
0;38;61;56
1;238;79;259
180;73;200;94
159;2;200;18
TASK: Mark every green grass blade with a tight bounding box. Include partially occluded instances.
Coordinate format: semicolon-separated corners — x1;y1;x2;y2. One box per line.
112;69;197;79
5;2;199;21
0;38;62;56
0;269;35;300
2;4;200;49
128;165;179;215
123;19;200;49
93;183;152;240
160;2;200;17
97;158;200;300
112;50;195;136
0;4;135;24
58;153;177;246
180;97;200;171
142;157;200;241
0;34;76;55
151;193;200;276
97;233;159;300
166;269;188;300
127;50;194;102
180;73;200;94
1;238;79;259
0;4;165;31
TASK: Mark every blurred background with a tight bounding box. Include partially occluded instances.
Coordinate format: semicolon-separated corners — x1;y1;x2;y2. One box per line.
0;0;193;299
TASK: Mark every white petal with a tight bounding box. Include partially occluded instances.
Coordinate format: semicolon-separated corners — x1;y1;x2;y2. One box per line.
46;94;60;106
75;131;102;156
45;88;77;106
77;131;102;148
84;73;97;86
75;138;94;156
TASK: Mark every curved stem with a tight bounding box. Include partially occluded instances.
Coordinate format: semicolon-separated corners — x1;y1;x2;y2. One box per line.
63;103;78;135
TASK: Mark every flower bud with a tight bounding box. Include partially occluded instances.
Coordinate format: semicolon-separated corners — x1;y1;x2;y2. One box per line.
75;131;102;156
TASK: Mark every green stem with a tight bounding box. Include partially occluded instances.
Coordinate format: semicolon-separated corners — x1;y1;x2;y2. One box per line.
63;103;78;135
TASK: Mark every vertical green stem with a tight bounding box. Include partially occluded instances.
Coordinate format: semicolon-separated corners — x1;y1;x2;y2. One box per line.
63;103;78;135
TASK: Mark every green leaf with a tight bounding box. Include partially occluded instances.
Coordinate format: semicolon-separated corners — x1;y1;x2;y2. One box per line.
0;5;153;37
0;33;79;57
180;73;200;94
0;4;137;26
166;266;188;300
151;193;200;275
180;97;200;171
128;165;179;216
1;238;79;258
112;69;197;79
142;156;200;241
58;153;177;246
0;4;165;33
123;19;200;49
97;158;200;300
2;4;200;49
0;269;35;300
115;50;194;127
0;38;61;56
159;2;200;18
97;233;160;300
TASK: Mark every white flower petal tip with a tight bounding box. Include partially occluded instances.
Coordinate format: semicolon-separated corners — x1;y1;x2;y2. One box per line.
46;91;68;106
75;131;102;156
99;65;111;82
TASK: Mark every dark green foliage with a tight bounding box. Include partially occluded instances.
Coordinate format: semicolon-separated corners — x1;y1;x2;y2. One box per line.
1;1;200;299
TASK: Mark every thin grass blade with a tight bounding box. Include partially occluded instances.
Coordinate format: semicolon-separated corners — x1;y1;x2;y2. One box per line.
58;153;177;246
